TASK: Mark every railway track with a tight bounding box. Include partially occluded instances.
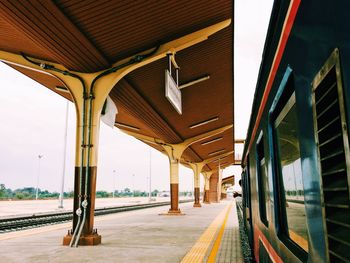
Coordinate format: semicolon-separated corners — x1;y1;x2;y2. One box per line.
0;199;193;233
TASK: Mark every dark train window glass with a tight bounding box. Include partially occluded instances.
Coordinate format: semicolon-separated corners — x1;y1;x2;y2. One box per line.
242;171;247;208
246;156;251;210
245;173;250;209
274;92;309;252
256;134;269;226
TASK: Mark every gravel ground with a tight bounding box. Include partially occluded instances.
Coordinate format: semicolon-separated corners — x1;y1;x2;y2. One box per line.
236;201;254;263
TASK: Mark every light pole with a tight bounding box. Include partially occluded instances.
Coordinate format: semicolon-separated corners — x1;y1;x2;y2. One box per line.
192;174;194;199
132;174;135;197
59;100;69;208
113;170;116;198
36;154;44;200
149;148;152;202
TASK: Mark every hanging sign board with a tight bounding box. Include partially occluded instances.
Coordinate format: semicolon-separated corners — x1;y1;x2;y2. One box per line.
101;96;118;128
165;69;182;115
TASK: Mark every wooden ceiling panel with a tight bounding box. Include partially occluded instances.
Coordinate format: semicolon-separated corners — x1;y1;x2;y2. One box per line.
125;27;233;139
0;16;51;62
0;0;109;72
56;0;231;62
187;129;233;161
0;0;234;172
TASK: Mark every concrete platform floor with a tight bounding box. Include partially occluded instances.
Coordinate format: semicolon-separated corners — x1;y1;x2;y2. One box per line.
0;200;243;263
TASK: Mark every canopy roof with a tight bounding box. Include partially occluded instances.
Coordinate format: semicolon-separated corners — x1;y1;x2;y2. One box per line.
0;0;235;172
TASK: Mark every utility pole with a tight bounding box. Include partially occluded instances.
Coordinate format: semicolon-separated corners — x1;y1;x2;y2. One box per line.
59;101;69;208
113;170;116;198
36;154;44;200
149;148;152;202
192;174;194;199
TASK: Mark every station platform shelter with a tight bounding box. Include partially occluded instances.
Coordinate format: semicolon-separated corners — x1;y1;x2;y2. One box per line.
0;1;240;259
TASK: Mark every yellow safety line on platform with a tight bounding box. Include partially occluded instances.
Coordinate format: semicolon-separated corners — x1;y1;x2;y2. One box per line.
207;202;233;262
181;202;233;263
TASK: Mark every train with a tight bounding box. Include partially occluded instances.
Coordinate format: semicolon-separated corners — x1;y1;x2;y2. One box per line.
240;0;350;262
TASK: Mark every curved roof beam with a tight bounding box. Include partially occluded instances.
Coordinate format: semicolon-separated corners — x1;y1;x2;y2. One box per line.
120;124;232;160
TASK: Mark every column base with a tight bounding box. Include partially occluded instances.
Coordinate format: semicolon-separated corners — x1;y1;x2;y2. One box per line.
193;203;201;207
63;232;101;246
159;209;185;216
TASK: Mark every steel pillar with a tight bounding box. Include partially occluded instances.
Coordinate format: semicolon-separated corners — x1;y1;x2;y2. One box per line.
189;163;204;207
168;159;181;214
203;171;213;204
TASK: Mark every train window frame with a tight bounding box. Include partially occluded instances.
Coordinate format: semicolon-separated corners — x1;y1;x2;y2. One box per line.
243;155;252;210
245;155;255;249
242;170;247;208
256;131;269;227
268;66;308;262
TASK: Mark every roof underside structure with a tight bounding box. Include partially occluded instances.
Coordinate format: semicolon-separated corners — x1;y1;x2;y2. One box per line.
222;175;235;186
0;0;234;172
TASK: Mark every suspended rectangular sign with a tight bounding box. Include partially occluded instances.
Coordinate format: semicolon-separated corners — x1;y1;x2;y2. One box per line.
165;69;182;114
101;96;118;128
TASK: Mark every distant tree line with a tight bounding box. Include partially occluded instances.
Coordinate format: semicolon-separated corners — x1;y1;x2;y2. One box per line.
97;188;160;198
0;184;191;200
0;184;60;200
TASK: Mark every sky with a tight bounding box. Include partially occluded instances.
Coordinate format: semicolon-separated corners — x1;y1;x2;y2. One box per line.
0;1;273;193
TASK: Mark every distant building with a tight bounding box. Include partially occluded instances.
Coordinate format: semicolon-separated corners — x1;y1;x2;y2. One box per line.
158;191;170;197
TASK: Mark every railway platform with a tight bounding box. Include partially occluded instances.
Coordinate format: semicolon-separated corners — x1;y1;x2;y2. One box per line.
0;197;181;218
0;199;243;263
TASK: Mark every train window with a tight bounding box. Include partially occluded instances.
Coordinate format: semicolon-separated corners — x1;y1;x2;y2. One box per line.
242;171;247;208
274;92;309;252
256;133;269;226
242;158;252;210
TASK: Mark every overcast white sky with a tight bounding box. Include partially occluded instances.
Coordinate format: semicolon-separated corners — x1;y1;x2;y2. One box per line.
0;1;273;193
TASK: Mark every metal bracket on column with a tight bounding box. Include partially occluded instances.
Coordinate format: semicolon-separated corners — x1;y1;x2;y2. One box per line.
202;170;213;204
188;162;205;186
202;171;213;180
189;162;205;189
188;162;205;176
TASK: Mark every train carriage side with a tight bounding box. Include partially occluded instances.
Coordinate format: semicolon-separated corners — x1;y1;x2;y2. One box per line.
241;0;350;262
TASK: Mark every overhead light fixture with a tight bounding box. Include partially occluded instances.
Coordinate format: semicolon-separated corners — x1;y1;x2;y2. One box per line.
115;122;140;131
55;86;70;93
201;137;223;146
208;149;226;156
178;75;210;90
190;117;219;129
